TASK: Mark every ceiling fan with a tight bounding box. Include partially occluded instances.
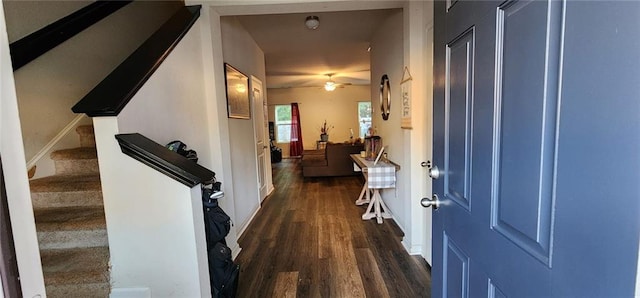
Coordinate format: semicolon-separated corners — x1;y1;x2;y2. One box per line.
323;74;351;91
265;70;366;89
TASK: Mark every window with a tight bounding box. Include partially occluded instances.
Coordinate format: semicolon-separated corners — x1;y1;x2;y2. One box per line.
275;105;292;142
358;102;372;138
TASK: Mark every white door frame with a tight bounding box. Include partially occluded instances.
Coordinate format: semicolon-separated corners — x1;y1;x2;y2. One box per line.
251;76;270;201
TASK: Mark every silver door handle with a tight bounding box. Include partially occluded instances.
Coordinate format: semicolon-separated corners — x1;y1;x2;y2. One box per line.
421;194;440;209
428;165;440;179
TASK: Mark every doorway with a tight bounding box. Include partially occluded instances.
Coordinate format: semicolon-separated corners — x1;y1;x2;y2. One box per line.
0;157;22;297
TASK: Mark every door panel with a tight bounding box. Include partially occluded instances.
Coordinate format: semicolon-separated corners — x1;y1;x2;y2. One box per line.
491;0;563;266
488;281;506;298
551;2;640;295
443;233;469;298
433;0;640;296
445;28;474;210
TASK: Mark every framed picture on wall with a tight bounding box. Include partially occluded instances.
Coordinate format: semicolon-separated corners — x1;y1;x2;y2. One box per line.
224;63;250;119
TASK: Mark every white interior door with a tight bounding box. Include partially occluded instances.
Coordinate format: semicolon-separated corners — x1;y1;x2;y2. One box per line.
252;76;268;201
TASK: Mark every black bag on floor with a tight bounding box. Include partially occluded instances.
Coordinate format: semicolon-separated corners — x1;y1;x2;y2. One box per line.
209;242;240;298
270;144;282;163
203;199;231;247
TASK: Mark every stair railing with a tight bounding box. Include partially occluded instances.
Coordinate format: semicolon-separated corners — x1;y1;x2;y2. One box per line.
72;5;220;296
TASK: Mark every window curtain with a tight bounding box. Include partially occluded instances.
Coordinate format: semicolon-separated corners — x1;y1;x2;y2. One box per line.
290;103;304;157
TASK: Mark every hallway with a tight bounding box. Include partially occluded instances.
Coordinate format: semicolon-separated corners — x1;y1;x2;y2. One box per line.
235;159;431;297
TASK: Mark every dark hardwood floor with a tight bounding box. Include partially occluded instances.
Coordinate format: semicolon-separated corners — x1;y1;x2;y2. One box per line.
235;159;431;297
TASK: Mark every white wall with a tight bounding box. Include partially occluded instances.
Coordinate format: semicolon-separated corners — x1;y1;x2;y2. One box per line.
95;118;209;297
0;2;46;296
403;1;433;263
6;1;181;167
189;5;243;259
370;3;433;263
219;16;266;235
3;1;92;42
96;21;214;296
370;9;407;233
268;85;371;156
117;33;213;168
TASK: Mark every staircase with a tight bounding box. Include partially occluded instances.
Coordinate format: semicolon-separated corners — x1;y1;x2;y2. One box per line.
29;125;110;297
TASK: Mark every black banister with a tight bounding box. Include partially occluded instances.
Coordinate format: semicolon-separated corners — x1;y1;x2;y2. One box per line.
9;1;133;71
72;5;201;117
115;133;215;187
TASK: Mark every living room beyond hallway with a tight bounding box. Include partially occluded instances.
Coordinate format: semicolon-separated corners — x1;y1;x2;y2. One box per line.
235;159;431;297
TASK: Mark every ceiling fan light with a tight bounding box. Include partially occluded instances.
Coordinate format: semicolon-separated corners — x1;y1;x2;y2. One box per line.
305;16;320;30
235;83;246;93
324;81;336;91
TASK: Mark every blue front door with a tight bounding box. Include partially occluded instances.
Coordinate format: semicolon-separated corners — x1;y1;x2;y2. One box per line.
432;0;640;296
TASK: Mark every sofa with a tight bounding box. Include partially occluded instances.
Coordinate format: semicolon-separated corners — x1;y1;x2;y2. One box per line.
301;143;364;177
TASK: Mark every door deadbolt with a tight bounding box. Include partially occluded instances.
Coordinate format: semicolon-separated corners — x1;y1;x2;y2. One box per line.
428;165;440;179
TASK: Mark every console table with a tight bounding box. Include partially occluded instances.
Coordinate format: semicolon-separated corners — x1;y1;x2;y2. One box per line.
316;140;327;150
350;154;400;224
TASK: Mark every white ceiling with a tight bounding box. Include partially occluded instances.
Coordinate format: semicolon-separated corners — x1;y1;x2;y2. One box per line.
233;9;398;89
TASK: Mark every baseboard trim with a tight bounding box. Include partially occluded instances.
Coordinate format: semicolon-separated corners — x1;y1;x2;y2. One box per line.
26;114;86;169
230;243;242;260
409;244;423;256
401;238;412;253
236;205;261;239
267;184;275;196
110;287;151;298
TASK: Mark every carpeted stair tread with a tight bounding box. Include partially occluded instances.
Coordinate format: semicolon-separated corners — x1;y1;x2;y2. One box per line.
30;172;102;211
47;282;110;298
41;247;109;285
50;147;97;160
76;125;96;148
30;174;101;193
45;271;108;286
31;189;103;209
35;206;106;232
32;124;109;295
75;125;95;136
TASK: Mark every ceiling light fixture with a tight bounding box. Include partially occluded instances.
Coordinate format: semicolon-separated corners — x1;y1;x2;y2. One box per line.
324;75;336;91
305;16;320;30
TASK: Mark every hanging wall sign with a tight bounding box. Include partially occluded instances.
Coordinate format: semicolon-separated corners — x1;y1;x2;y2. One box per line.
400;66;412;129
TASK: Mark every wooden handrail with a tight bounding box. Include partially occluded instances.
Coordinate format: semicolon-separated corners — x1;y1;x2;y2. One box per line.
9;1;132;71
115;133;215;187
72;5;201;117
